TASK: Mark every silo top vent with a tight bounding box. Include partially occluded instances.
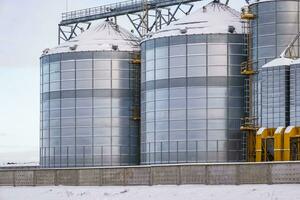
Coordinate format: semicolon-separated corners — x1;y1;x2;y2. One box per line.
147;1;242;40
44;21;140;55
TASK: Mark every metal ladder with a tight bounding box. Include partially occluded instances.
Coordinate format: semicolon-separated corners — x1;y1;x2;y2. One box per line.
240;6;258;162
131;53;141;121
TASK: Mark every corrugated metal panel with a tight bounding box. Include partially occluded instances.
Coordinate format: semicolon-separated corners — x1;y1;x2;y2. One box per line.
249;0;300;127
290;61;300;126
40;22;140;167
140;33;246;164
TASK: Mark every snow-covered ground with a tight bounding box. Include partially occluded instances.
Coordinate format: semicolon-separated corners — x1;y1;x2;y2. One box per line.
0;185;299;200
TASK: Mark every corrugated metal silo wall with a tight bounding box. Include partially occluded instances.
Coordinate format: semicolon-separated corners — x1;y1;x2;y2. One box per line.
140;34;246;164
40;51;140;167
290;63;300;126
261;65;289;128
250;0;300;127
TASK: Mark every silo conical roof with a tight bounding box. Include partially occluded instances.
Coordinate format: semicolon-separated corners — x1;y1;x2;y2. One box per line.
262;57;293;68
148;1;242;40
44;20;140;55
292;58;300;65
249;0;271;4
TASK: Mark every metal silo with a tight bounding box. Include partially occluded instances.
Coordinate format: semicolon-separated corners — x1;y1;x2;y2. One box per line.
140;1;246;164
290;59;300;126
249;0;300;127
261;57;292;128
40;20;140;167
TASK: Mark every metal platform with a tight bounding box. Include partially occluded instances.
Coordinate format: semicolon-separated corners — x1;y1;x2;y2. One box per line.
58;0;202;43
60;0;201;25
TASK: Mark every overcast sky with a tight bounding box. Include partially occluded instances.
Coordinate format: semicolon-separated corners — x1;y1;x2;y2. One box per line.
0;0;246;164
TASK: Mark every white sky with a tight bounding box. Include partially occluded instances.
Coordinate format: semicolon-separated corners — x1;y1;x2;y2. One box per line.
0;0;246;164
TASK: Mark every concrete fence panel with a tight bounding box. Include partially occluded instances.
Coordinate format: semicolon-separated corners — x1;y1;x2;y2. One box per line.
1;162;300;186
239;164;270;184
152;166;179;185
207;165;238;185
15;171;34;186
124;167;150;185
78;169;101;186
180;165;206;184
35;170;56;186
102;168;125;186
0;171;14;186
272;163;300;184
56;170;78;186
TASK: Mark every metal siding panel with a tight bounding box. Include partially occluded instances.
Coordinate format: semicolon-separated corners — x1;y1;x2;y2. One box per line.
141;34;245;164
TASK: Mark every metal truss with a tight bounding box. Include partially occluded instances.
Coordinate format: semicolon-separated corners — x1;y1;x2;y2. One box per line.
127;3;194;37
58;22;91;44
57;0;201;44
281;31;300;59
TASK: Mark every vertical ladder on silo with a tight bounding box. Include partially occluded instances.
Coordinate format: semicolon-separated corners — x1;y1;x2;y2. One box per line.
131;53;141;121
241;131;247;161
240;6;258;162
244;78;251;117
241;78;250;161
130;52;141;164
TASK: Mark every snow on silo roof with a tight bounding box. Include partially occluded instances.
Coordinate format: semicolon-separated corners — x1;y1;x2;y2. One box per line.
262;57;293;68
291;58;300;65
44;20;140;55
249;0;273;4
148;1;243;40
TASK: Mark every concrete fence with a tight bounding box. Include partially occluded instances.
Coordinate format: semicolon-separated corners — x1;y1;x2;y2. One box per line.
1;162;300;186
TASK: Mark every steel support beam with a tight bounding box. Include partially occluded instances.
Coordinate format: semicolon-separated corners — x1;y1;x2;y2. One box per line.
57;0;202;43
58;22;91;44
60;0;203;26
126;3;194;38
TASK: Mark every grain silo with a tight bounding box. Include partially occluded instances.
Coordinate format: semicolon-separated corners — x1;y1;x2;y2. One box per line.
140;1;246;164
248;0;300;127
290;59;300;126
261;57;293;128
40;20;140;167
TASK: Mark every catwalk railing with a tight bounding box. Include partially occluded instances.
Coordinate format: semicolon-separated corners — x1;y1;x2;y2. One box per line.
40;139;243;168
60;0;201;25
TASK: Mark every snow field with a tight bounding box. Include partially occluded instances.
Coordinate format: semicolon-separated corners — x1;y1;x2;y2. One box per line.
0;184;300;200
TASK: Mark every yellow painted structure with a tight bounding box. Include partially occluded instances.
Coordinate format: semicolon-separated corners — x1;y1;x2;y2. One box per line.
274;127;285;161
283;126;300;161
256;127;275;162
241;7;256;20
241;13;255;20
247;132;256;162
254;126;300;162
131;55;141;65
241;61;256;75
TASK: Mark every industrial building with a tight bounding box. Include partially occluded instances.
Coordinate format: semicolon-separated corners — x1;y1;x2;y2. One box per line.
39;0;300;167
247;0;300;128
241;0;300;162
